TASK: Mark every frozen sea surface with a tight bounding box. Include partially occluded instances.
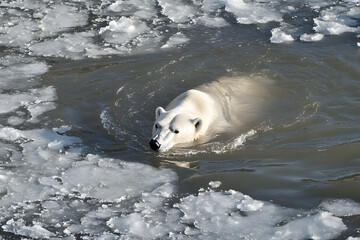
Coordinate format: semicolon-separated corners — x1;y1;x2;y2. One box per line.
0;0;360;239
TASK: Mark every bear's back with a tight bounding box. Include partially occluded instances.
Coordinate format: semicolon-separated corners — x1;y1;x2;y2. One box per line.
166;89;216;116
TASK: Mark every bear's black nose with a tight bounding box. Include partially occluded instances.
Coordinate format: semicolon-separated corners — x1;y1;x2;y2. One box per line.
149;139;161;151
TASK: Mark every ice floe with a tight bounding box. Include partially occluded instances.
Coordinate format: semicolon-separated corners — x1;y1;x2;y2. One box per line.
270;28;294;43
99;17;149;45
157;0;197;23
313;5;360;35
0;56;48;90
0;86;56;122
39;4;88;37
300;33;324;42
1;110;358;238
1;0;359;58
161;32;190;49
225;0;282;24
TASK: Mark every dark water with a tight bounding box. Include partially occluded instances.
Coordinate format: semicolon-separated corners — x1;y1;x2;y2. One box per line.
48;34;360;209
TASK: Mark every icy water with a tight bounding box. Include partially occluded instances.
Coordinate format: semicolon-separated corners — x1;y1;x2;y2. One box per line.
1;0;360;239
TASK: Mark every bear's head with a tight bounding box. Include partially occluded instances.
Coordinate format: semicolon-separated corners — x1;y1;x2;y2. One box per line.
149;107;203;152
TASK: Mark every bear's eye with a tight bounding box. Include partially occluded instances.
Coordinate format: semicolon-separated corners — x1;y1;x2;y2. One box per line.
174;130;179;134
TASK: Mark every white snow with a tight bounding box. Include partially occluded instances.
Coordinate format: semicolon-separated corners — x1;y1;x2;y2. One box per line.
209;181;222;188
270;28;294;43
0;86;57;122
7;116;25;126
60;154;177;202
0;56;48;90
225;0;282;24
175;189;347;239
29;31;116;59
3;219;55;239
313;6;360;35
108;0;157;20
197;15;229;28
272;211;346;240
300;33;324;42
99;17;149;45
161;32;190;49
39;4;88;37
157;0;197;23
0;121;358;239
320;199;360;216
0;112;355;239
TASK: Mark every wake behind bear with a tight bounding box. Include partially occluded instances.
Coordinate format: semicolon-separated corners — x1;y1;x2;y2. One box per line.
150;76;279;152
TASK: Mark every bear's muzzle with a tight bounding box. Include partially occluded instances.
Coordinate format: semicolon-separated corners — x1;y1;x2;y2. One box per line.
149;139;161;151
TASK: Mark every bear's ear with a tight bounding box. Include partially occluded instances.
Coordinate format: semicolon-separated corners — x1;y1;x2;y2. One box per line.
155;107;166;120
191;118;203;132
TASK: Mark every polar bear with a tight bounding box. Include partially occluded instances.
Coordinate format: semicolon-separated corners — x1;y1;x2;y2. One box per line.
149;76;276;152
149;89;225;152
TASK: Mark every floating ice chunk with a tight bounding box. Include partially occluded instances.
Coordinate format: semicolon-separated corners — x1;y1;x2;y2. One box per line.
202;0;227;13
30;31;113;59
107;213;148;236
3;219;55;239
0;0;45;10
305;0;332;9
0;56;48;90
225;0;282;24
300;33;324;42
313;6;360;35
237;195;264;212
161;32;190;49
53;126;72;134
209;181;222;188
314;19;359;35
0;86;55;115
272;212;346;240
197;15;229;28
157;0;197;23
0;127;25;142
0;17;39;47
28;102;57;123
320;199;360;216
0;86;57;122
108;0;157;20
7;116;25;126
178;190;245;222
60;154;177;202
39;4;88;36
348;237;360;240
0;92;31;114
270;28;294;43
100;17;149;45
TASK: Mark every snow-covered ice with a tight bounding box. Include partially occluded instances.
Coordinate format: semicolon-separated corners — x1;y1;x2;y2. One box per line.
161;32;190;49
1;0;358;59
270;28;294;43
225;0;282;24
300;33;324;42
157;0;197;23
99;17;149;45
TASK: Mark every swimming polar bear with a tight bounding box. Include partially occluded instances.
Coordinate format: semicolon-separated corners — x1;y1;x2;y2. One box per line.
149;76;277;152
149;89;226;152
